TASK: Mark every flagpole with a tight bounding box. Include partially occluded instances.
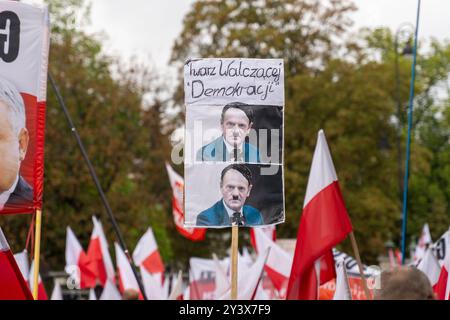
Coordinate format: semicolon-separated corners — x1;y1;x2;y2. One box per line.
349;232;371;300
32;209;42;300
48;74;148;300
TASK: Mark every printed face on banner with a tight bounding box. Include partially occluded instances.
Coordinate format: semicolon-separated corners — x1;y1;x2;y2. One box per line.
0;2;50;214
184;58;285;228
0;81;31;199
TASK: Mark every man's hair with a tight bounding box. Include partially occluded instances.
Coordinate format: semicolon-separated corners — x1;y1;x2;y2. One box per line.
374;266;435;300
0;76;26;136
122;288;139;300
220;102;254;125
220;163;253;186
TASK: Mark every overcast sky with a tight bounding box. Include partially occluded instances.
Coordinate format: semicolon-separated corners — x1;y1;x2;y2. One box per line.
85;0;450;69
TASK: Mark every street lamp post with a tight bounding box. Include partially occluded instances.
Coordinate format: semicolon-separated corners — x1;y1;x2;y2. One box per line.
394;22;414;210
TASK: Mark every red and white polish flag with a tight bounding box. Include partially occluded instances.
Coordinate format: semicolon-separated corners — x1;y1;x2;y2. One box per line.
132;227;165;280
414;223;433;264
189;257;216;300
50;281;63;300
99;280;121;300
219;248;270;300
251;227;292;297
13;250;30;283
115;242;140;294
89;288;97;300
434;230;450;300
168;270;184;300
166;163;206;241
29;260;48;300
65;226;96;289
141;266;167;300
86;216;115;286
250;225;276;247
286;130;353;300
0;228;33;299
333;259;352;300
417;247;441;291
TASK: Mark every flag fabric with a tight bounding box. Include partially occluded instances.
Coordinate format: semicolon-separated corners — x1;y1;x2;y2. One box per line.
13;250;30;284
166;163;206;241
414;224;433;264
251;227;292;297
250;225;276;248
183;286;190;300
0;228;33;299
254;282;270;300
65;227;96;288
99;280;121;300
15;249;48;300
219;248;270;300
189;257;219;300
115;242;140;293
132;227;165;277
29;260;48;300
168;270;184;300
333;259;352;300
286;130;353;300
89;288;97;300
140;266;166;300
435;231;450;300
50;281;63;300
86;216;115;286
240;247;254;268
213;254;230;299
417;247;441;290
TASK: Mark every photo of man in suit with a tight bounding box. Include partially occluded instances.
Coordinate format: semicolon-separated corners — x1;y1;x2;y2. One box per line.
196;102;260;163
196;163;263;226
0;77;33;211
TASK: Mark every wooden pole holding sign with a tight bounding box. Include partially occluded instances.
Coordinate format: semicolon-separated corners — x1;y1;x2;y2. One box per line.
231;225;239;299
230;145;239;300
32;209;42;300
349;231;372;300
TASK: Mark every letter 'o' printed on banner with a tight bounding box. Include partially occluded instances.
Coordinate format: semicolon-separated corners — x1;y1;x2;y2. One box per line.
0;2;50;214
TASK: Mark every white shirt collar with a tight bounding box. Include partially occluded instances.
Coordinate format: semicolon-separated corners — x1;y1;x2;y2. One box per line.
0;175;19;211
222;199;243;220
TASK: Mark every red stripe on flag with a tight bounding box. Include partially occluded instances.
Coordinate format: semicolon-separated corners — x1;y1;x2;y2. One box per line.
0;250;33;300
435;266;448;300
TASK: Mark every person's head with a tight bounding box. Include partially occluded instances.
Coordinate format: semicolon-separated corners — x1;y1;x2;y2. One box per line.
220;102;253;148
122;288;139;300
0;77;29;193
220;164;253;212
374;266;435;300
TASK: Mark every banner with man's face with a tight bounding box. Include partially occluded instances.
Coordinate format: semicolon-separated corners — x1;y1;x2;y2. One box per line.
184;58;285;228
0;2;50;214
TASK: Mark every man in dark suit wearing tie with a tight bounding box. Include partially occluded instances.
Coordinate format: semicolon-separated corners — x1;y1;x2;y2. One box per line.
0;77;33;211
196;102;260;163
196;164;263;227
